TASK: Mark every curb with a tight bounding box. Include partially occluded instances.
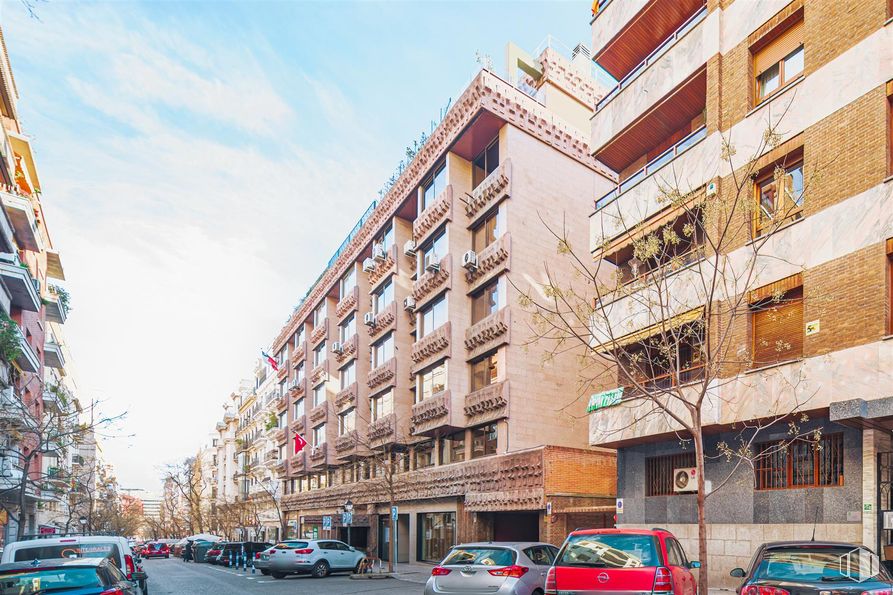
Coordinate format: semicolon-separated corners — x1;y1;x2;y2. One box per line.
349;573;394;580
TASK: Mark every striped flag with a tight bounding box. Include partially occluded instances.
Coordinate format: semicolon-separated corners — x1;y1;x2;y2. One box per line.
261;350;279;372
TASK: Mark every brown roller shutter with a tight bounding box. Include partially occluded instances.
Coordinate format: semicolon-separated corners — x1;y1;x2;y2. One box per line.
752;286;803;367
753;19;804;76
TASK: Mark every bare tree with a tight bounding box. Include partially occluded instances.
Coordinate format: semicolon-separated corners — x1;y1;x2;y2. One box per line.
516;116;824;594
91;465;143;537
162;457;207;535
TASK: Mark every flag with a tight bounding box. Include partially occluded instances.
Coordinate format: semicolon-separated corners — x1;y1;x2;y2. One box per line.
294;434;307;454
261;350;279;372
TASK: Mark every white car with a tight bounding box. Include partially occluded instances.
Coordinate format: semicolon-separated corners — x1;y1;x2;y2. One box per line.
267;539;365;578
1;535;148;594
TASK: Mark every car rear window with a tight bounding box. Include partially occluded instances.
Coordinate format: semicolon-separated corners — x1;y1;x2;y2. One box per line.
13;543;122;568
557;533;660;568
274;542;308;549
0;567;104;594
443;547;516;567
755;547;888;582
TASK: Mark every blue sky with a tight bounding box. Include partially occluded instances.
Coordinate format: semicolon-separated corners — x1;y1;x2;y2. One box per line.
1;0;592;493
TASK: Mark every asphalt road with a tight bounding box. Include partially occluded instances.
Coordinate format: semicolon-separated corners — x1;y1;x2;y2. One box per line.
144;558;424;595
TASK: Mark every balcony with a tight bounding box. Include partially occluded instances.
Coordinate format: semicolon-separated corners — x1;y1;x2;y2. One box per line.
335;286;359;320
335;382;357;410
465;308;511;361
334;430;359;457
334;333;358;364
310;319;328;346
368;413;396;444
274;459;288;475
410;322;451;374
271;428;287;445
290;377;305;398
44;288;68;324
288;453;305;476
309;402;328;425
367;357;396;391
0;189;40;251
15;327;39;373
44;341;65;370
275;394;288;412
413;186;453;245
465;380;509;424
308;442;327;466
0;388;24;424
291;341;306;367
410;391;454;436
277;362;289;382
464;160;511;225
466;233;511;293
0;255;40;312
367;301;396;339
42;389;63;414
289;416;306;436
310;361;328;386
412;254;451;308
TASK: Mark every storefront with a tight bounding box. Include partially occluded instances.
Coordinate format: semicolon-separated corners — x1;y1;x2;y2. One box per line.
417;512;456;562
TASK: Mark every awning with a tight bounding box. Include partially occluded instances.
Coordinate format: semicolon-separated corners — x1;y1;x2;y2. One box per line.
593;307;703;353
596;198;702;261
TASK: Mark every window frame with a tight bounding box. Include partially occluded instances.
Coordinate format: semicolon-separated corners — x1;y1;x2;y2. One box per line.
471;207;503;253
312;424;326;446
339;313;356;343
470;423;498;459
470;352;499;392
338;407;356;436
750;285;804;368
420;162;447;212
313;341;326;367
371;332;395;368
340;360;356;390
340;267;356;297
754;160;804;236
372;276;394;315
293;398;305;419
418;227;448;276
418;292;448;338
754;433;844;490
471;277;503;324
415;360;448;403
645;452;697;496
472;137;500;189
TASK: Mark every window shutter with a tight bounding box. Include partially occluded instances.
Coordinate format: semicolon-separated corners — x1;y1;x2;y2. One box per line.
753;19;804;76
752;286;803;366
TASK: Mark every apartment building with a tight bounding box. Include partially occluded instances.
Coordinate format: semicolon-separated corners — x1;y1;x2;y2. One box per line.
586;0;893;587
264;45;618;563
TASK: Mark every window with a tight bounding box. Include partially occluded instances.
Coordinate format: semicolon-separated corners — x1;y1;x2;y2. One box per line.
293;398;305;419
888;240;893;334
295;362;304;384
312;384;325;407
340;360;356;389
418;293;448;338
372;332;394;368
340;267;356;297
472;137;499;189
278;411;287;428
421;162;447;212
415;441;435;469
470;353;499;392
312;424;326;446
418;228;448;276
645;452;696;496
295;326;305;346
753;18;803;103
755;161;803;235
339;313;356;343
376;223;395;251
755;433;844;490
313;342;326;367
372;390;393;420
416;361;447;402
750;281;803;367
471;277;504;324
440;431;465;464
313;302;326;327
338;408;356;435
471;208;503;252
372;277;394;314
471;423;497;458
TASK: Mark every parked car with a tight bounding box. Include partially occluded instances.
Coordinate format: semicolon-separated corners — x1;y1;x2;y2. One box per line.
424;542;559;595
267;539;364;578
0;557;145;594
142;542;170;559
256;541;309;576
217;542;243;567
243;542;272;566
206;543;225;564
546;528;699;595
730;541;893;595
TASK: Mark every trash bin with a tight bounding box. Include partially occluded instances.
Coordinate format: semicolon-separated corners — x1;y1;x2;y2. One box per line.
193;541;214;563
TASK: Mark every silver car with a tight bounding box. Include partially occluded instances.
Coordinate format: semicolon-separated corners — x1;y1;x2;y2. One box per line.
255;540;306;575
267;539;364;579
424;542;559;595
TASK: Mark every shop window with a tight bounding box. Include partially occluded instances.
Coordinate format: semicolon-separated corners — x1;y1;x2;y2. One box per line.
416;360;447;403
750;277;803;367
472;137;499;189
752;17;803;104
418;512;456;563
755;433;844;490
418;293;448;338
645;452;696;496
470;352;499;392
420;162;447;212
470;423;497;459
471;207;503;252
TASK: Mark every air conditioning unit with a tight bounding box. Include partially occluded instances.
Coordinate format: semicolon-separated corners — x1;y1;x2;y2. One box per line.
403;239;417;257
424;253;441;273
403;296;416;312
362;258;376;273
363;312;376;327
462;250;478;272
672;468;698;493
331;342;343;355
372;242;387;262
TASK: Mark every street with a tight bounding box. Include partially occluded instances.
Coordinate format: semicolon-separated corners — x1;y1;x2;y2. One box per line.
144;558;424;595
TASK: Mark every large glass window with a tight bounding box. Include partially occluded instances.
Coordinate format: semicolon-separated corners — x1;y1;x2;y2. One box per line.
440;431;466;464
312;384;325;407
471;208;503;252
340;360;356;389
418;513;456;563
416;361;447;402
313;341;326;367
421;162;447;212
295;362;304;384
470;353;499;392
294;326;305;348
340;267;356;297
372;277;394;314
339;313;356;343
471;277;504;324
415;441;435;469
376;223;395;251
372;332;394;368
753;20;803;104
293;398;305;419
371;390;393;420
472;138;499;189
313;302;326;327
418;228;448;276
312;424;326;446
338;408;356;435
418;293;448;338
470;423;497;458
755;433;843;490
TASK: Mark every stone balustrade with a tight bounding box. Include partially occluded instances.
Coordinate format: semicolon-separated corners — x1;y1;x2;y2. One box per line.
413;186;453;244
410;391;451;435
465;159;511;223
466;233;511;292
367;358;396;391
335;382;358;410
335;286;359;320
464;380;509;424
411;322;451;374
464;307;510;360
412;255;451;307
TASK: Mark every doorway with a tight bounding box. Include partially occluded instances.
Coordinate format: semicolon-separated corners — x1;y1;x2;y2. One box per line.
493;512;540;542
878;452;893;571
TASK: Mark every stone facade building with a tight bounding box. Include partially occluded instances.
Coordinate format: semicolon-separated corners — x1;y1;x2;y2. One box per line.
586;0;893;587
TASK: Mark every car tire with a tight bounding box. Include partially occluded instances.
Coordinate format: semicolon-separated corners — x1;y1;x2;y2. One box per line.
165;555;169;559
271;572;285;579
260;569;270;576
354;560;363;574
311;560;329;579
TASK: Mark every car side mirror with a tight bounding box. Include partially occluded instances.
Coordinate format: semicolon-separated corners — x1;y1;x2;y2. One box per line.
349;546;356;551
688;561;701;569
131;571;147;581
730;568;745;578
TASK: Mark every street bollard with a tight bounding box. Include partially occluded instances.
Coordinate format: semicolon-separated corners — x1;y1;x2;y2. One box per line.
251;560;255;574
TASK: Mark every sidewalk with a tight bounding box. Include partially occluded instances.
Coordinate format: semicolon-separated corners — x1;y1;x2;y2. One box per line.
387;561;437;584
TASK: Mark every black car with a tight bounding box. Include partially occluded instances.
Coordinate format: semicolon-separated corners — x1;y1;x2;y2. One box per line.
731;541;893;595
216;541;272;567
0;557;144;594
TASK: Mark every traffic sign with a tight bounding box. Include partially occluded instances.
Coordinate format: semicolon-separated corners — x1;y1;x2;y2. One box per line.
342;511;353;526
322;515;332;530
390;505;398;521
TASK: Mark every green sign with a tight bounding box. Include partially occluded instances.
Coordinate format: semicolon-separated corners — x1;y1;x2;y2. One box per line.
587;388;624;413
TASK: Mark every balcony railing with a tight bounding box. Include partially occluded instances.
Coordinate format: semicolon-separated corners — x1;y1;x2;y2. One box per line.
622;364;706;398
596;6;708;112
595;126;707;211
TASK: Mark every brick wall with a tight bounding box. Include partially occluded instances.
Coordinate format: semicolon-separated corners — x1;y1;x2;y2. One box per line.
544;445;617;497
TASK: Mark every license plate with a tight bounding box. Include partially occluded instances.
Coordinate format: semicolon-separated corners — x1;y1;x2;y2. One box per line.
261;556;268;560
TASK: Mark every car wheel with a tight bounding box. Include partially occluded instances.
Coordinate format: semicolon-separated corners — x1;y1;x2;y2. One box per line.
311;560;330;578
260;569;270;576
271;572;285;579
165;555;169;559
354;560;363;574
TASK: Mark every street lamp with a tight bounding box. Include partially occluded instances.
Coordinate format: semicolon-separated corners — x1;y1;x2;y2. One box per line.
78;516;87;535
343;499;353;547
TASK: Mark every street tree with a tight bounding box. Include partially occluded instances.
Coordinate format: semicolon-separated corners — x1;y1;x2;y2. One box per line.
162;457;207;535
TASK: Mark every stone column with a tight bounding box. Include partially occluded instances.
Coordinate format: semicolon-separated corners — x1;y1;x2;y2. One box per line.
863;429;892;549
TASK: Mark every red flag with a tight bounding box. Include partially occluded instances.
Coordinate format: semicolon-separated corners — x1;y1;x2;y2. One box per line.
261;350;279;372
293;434;307;454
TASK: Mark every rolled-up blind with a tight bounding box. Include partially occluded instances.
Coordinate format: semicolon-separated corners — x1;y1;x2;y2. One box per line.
752;286;803;366
753;19;803;75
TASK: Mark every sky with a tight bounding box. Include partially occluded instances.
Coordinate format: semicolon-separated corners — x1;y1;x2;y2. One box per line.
0;0;592;494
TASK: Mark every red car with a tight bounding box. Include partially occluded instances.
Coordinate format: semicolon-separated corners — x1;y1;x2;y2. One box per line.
546;528;699;595
142;542;170;559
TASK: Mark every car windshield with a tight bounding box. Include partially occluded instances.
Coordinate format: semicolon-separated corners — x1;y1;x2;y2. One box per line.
13;543;121;568
442;547;515;567
754;547;888;582
557;534;660;568
0;568;104;594
274;542;308;549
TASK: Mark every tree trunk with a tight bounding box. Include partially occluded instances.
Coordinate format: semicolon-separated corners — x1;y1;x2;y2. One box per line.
16;454;34;541
694;424;708;595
